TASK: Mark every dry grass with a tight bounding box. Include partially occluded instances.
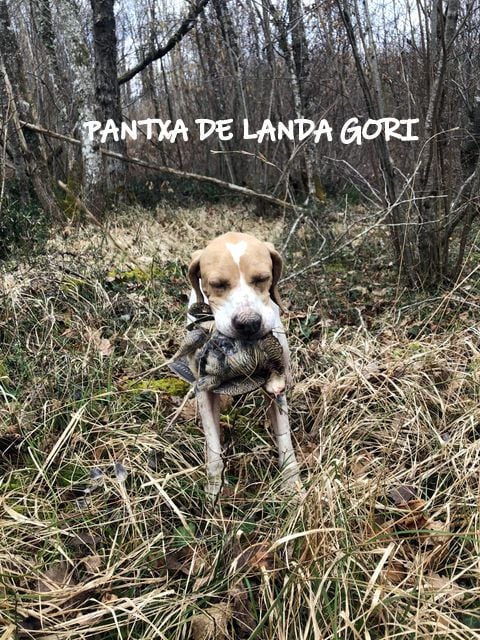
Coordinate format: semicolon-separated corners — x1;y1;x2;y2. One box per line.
1;203;479;639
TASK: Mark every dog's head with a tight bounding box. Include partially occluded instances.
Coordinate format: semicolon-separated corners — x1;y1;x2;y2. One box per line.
188;232;283;339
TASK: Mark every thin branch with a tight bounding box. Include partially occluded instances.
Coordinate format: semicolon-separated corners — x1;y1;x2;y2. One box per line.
117;0;210;85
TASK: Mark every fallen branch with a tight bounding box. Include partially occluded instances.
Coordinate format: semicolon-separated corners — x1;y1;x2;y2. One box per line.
20;120;304;212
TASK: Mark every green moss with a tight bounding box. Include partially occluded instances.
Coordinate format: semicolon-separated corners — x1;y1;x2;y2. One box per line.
73;43;91;68
126;377;190;396
107;266;168;283
392;342;426;359
324;261;348;273
467;357;480;373
0;360;9;379
60;175;82;218
406;341;424;352
107;261;184;287
61;276;86;293
57;463;85;487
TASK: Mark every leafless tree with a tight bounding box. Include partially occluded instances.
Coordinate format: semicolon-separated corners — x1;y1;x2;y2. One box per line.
91;0;126;189
1;0;479;288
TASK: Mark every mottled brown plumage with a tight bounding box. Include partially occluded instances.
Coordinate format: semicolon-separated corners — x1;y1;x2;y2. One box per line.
197;331;285;395
169;304;285;395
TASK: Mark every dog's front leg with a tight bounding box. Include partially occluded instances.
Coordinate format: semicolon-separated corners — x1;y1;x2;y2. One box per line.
197;390;224;497
268;394;300;490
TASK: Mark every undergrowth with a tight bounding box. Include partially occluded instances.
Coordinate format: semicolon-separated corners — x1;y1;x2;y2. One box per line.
0;202;479;639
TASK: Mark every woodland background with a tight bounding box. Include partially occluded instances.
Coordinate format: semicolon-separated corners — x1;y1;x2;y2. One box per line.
1;0;479;287
1;2;480;639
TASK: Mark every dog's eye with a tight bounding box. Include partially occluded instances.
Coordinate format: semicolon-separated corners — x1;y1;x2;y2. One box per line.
210;280;229;291
251;275;270;285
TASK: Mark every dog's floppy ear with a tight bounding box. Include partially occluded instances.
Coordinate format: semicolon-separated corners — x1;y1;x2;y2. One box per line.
188;249;204;303
265;242;284;311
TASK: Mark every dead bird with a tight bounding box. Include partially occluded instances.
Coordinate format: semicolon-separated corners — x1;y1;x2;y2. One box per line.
196;331;286;396
176;303;214;359
168;303;213;384
169;302;285;395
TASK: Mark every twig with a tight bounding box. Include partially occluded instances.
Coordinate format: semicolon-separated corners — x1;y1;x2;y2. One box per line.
281;211;307;254
323;156;382;205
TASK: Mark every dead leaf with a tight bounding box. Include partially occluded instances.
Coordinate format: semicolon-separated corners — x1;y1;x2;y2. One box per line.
424;573;465;602
88;328;114;356
231;542;274;573
179;398;198;421
37;561;74;592
423;519;449;546
403;498;425;512
163;545;205;578
191;603;232;640
381;560;407;585
98;337;114;357
389;485;417;506
298;441;319;467
81;555;102;574
102;592;119;604
385;499;431;536
350;451;375;478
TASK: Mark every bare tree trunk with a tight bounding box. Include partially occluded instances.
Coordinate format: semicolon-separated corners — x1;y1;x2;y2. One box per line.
287;0;309;108
0;57;62;218
268;1;316;202
211;0;248;182
91;0;125;192
31;0;62;80
159;56;182;169
197;8;237;183
259;0;293;195
418;0;460;285
0;0;28;196
30;0;70;176
338;0;421;287
57;0;103;208
0;0;63;217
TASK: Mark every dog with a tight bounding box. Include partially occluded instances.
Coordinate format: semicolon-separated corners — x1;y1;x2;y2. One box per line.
187;232;300;497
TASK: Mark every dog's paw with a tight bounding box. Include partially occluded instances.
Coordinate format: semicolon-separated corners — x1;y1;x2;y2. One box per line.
264;372;286;396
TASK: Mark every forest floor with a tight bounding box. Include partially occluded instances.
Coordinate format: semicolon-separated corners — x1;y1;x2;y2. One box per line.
1;200;480;639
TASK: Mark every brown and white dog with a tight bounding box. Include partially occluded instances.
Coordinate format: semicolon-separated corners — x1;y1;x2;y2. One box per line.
187;232;300;497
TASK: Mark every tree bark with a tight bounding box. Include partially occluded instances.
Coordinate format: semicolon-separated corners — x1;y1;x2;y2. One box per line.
0;57;62;219
418;0;460;285
57;0;103;208
268;1;316;202
0;0;63;217
91;0;125;191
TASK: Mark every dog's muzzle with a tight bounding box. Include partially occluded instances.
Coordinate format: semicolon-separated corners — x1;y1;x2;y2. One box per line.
232;311;262;337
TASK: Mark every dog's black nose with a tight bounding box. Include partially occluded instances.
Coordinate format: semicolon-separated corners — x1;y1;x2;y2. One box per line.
233;312;262;336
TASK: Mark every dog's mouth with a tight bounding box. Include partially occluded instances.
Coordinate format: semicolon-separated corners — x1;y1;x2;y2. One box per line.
224;324;269;341
212;303;274;340
230;310;262;338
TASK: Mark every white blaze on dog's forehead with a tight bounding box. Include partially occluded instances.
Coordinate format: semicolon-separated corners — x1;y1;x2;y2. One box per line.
226;241;247;266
